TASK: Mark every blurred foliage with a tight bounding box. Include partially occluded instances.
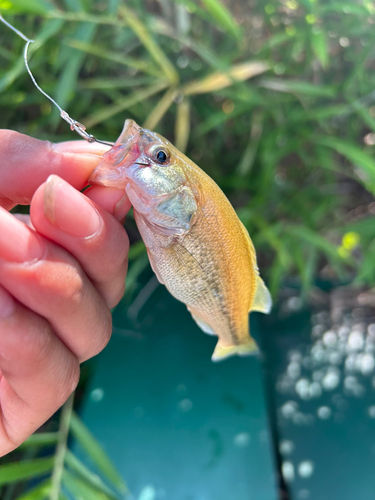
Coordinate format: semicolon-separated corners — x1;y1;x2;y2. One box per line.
0;394;128;500
1;0;375;304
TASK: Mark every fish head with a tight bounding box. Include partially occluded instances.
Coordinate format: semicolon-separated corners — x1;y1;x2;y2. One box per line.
90;119;197;234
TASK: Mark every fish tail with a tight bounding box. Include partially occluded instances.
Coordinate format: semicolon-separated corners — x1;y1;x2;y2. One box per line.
211;336;259;362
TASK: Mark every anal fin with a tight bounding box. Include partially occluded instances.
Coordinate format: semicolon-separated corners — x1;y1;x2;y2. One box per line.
189;310;216;336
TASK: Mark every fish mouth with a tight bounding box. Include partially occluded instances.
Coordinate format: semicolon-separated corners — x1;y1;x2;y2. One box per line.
89;119;143;187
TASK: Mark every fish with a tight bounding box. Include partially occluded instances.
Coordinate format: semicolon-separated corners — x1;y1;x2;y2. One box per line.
89;119;271;361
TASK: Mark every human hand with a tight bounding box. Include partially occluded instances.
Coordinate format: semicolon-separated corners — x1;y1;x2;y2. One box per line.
0;130;131;456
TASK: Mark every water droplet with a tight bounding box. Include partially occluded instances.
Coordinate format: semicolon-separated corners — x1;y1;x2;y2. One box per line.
178;398;193;412
339;37;350;47
177;55;189;69
368;406;375;418
322;369;340;390
361;353;375;375
233;432;251;447
138;485;156;500
298;461;314;478
282;461;295;482
298;490;310;499
279;440;295;455
347;331;364;351
90;388;104;402
296;378;310;399
364;133;375;146
323;330;337;347
317;406;332;419
281;401;299;418
274;63;286;75
287;361;301;379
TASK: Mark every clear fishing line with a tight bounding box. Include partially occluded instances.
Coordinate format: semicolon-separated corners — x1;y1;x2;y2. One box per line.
0;14;112;146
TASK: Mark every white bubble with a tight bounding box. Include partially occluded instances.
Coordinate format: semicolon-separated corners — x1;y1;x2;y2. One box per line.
317;406;332;419
298;461;314;478
177;55;189;68
327;351;340;365
296;379;310;399
322;370;340;390
312;325;324;337
90;388;104;402
298;490;310;499
138;485;156;500
293;412;314;426
288;362;301;379
368;406;375;418
368;324;375;337
347;331;364;351
281;401;299;418
176;384;187;393
339;37;350;47
279;440;294;455
361;354;375;375
287;296;302;311
178;399;193;412
282;461;295;482
233;432;251;447
309;382;322;398
364;133;375;146
312;370;324;382
290;351;303;363
323;331;337;347
345;354;356;371
338;326;350;338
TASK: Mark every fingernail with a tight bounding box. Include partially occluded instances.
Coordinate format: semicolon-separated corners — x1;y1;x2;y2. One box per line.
44;175;102;238
0;207;44;263
0;286;16;318
114;193;130;222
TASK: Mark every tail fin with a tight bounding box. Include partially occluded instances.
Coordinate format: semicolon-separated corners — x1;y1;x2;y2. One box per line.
211;337;259;362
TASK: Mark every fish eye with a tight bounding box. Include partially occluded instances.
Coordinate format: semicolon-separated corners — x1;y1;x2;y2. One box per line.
152;147;169;165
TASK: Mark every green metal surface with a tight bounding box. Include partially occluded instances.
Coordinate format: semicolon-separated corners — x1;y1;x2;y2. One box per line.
77;285;278;500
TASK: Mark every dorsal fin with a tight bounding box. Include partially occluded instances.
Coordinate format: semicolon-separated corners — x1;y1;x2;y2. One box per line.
251;275;272;314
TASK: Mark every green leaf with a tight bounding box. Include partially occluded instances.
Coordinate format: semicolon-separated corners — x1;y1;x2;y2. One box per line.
62;469;114;500
19;432;59;449
200;0;241;40
2;0;52;14
183;61;269;95
313;136;375;194
83;81;168;127
0;458;54;485
119;6;179;85
64;40;161;78
311;29;329;69
14;479;51;500
52;21;97;126
70;412;127;493
285;225;343;262
175;98;190;153
143;88;176;130
65;450;123;499
259;79;336;97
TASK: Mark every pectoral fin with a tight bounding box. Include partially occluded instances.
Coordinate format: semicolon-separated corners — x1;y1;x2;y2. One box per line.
211;337;258;362
251;276;272;314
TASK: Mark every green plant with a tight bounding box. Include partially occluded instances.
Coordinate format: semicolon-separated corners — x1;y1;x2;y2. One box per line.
0;394;128;500
1;0;375;299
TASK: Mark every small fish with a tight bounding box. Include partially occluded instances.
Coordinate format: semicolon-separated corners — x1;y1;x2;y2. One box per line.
90;120;271;361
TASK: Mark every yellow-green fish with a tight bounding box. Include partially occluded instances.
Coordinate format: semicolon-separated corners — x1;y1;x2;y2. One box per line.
90;120;271;361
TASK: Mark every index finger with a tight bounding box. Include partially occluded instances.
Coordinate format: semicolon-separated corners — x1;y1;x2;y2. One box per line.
0;130;111;210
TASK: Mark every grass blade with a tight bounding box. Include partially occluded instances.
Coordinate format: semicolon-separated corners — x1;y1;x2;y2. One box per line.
13;479;51;500
175;98;190;153
83;81;168;127
62;469;114;500
120;6;179;85
65;450;123;499
65;39;161;77
0;458;54;485
201;0;241;40
19;432;59;449
143;88;176;130
258;79;336;97
70;412;127;493
183;61;269;95
313;136;375;193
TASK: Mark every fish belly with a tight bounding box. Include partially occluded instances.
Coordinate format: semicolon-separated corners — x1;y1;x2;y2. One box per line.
134;210;255;352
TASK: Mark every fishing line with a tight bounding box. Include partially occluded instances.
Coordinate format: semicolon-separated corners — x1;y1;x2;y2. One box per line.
0;14;113;146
